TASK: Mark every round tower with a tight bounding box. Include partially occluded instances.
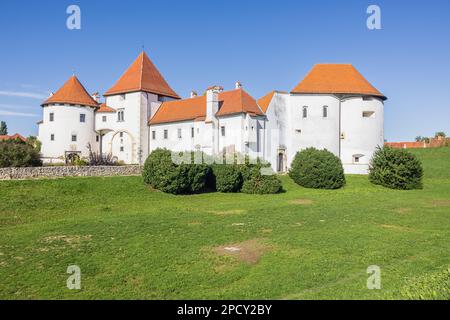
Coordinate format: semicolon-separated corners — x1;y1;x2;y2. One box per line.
38;76;98;163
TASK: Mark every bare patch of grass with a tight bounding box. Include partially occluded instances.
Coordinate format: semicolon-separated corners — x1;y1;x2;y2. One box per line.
288;199;313;205
214;238;271;265
393;208;413;214
430;199;450;207
379;224;414;232
208;209;246;216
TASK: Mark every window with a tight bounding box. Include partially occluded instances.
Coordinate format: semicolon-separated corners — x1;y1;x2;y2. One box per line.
177;128;182;139
120;146;124;152
117;109;124;122
96;135;99;142
164;129;168;139
102;116;107;122
120;132;123;138
353;154;364;164
323;106;328;118
49;113;54;122
152;130;156;140
191;127;194;138
50;134;55;141
120;94;126;100
302;106;308;118
80;114;86;123
71;134;77;142
221;126;226;137
363;111;375;118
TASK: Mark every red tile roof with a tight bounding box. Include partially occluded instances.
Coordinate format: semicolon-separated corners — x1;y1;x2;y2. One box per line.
96;103;116;113
149;88;264;125
42;76;99;107
104;51;180;99
0;133;26;142
291;64;386;100
257;91;276;113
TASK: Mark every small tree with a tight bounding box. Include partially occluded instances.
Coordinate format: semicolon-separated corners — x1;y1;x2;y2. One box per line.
27;136;42;152
0;140;42;167
0;121;7;135
369;146;423;190
435;132;446;138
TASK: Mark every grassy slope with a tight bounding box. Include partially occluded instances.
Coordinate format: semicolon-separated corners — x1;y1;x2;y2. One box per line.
0;148;449;299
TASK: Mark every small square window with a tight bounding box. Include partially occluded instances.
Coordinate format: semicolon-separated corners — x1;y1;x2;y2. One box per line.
120;146;124;152
80;114;86;123
50;134;55;141
363;111;375;118
49;113;54;122
71;135;77;142
102;116;107;122
221;126;226;137
164;130;168;139
152;131;156;140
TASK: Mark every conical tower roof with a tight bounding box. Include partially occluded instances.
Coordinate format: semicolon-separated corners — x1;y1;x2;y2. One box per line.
42;76;98;107
104;51;180;99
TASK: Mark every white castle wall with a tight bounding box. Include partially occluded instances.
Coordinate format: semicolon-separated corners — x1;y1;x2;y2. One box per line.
340;96;384;174
100;91;159;164
38;104;97;162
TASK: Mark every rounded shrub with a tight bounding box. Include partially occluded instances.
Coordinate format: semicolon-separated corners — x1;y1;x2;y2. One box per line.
289;148;345;189
142;149;210;194
212;164;243;193
0;140;42;168
241;165;282;194
369;146;423;190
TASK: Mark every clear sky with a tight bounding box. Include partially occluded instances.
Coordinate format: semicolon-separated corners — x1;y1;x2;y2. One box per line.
0;0;449;141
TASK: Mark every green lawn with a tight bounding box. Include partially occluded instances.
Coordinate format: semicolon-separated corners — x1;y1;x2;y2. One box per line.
0;148;449;299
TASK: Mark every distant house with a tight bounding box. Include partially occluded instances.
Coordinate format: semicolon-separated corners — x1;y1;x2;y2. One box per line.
0;133;26;142
385;136;449;149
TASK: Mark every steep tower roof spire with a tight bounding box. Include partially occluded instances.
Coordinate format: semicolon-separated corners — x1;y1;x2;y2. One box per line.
104;51;180;99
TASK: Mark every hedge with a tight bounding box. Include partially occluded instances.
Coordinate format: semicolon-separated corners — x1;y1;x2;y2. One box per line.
289;148;345;189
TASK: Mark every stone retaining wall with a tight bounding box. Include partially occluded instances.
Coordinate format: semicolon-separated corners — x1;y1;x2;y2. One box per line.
0;165;143;180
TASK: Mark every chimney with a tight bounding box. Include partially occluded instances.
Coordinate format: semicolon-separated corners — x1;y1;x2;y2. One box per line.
91;92;100;102
235;81;242;89
190;90;198;98
205;85;223;122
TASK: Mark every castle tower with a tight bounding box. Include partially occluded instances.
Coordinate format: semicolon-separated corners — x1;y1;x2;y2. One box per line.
102;51;180;164
38;75;98;163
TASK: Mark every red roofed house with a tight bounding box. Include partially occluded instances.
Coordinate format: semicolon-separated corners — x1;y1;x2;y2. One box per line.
0;133;27;142
37;52;386;173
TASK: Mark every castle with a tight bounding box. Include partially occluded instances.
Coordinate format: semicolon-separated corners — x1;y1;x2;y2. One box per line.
38;51;386;174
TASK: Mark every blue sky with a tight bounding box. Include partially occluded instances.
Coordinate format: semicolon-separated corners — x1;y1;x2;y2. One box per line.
0;0;449;141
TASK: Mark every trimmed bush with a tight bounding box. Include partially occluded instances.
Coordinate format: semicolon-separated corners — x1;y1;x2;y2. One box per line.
369;146;423;190
241;165;282;194
0;140;42;168
289;148;345;189
212;164;243;193
143;149;210;194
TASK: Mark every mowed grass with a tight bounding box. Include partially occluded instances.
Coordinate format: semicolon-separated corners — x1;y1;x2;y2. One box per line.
0;148;449;299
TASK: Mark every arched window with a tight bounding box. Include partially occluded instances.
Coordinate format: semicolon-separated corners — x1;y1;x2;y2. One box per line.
302;106;308;118
323;106;328;118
